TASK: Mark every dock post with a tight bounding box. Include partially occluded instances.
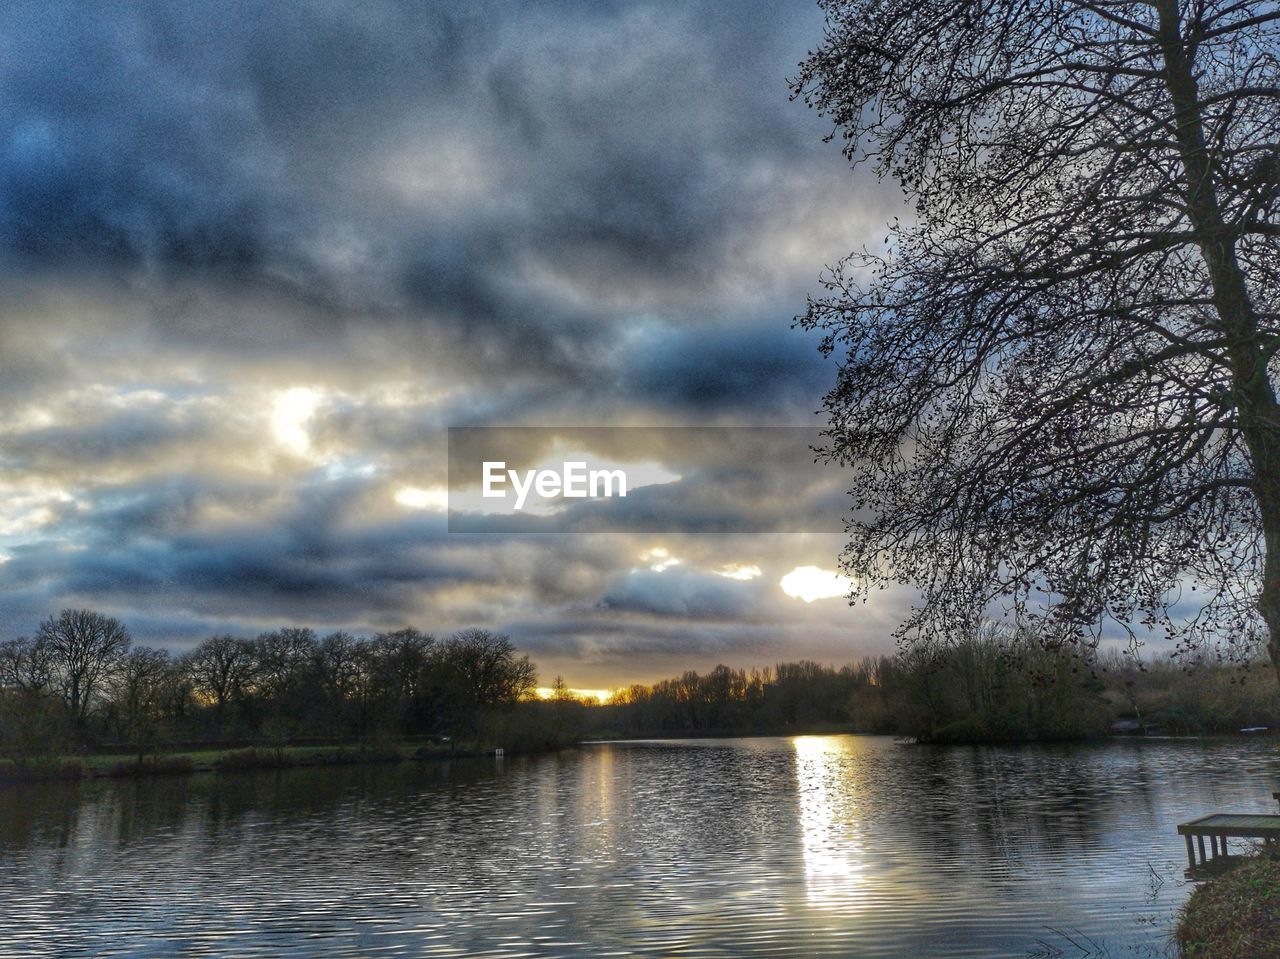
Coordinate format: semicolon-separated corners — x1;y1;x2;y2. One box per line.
1185;834;1196;868
1197;835;1208;863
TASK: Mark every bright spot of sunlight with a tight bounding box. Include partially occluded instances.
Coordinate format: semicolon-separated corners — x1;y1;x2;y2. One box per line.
535;687;615;703
394;485;449;511
640;546;681;572
794;735;868;909
271;387;320;455
780;566;852;602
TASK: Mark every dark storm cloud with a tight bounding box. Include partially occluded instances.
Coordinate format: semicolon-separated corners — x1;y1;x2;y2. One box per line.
3;403;206;472
621;322;835;413
0;0;908;677
0;0;867;345
600;566;762;619
0;480;447;626
2;2;278;272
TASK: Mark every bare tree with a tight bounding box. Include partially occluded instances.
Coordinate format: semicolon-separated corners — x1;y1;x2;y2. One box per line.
37;609;131;725
0;635;67;759
314;632;362;735
792;0;1280;675
0;636;55;694
438;629;537;707
109;647;174;760
369;628;434;702
252;627;317;706
184;635;256;735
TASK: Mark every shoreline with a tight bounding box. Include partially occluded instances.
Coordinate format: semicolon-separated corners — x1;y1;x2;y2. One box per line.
582;729;1280;746
7;728;1277;787
0;741;527;786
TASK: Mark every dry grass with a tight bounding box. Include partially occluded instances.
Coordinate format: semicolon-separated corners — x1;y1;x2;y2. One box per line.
0;758;85;783
1178;854;1280;958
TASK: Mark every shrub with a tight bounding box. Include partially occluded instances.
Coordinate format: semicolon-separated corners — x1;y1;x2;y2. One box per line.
214;748;293;770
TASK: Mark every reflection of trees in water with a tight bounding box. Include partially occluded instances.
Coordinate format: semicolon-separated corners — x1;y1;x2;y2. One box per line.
1;737;1277;958
0;780;84;852
0;759;508;876
782;735;1280;912
4;735;1278;950
892;744;1140;874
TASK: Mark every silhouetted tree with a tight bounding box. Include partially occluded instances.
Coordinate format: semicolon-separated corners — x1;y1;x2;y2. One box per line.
314;632;362;736
0;636;55;694
184;635;255;735
367;628;434;730
0;637;68;760
1;612;569;755
430;629;536;741
438;629;537;708
793;1;1280;676
108;647;174;760
36;609;130;726
252;627;316;726
550;675;573;702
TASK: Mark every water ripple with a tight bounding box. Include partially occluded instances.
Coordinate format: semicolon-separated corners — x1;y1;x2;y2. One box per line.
2;736;1278;957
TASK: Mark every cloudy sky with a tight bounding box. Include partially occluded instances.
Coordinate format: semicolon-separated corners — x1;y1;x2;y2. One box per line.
0;0;911;687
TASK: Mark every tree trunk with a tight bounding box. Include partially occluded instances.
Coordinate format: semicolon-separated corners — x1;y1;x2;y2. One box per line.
70;676;83;728
1155;0;1280;685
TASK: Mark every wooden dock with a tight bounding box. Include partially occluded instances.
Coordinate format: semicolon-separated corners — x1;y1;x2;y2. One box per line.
1177;813;1280;869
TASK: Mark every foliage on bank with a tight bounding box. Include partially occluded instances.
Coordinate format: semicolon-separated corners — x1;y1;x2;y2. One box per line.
597;627;1108;742
1177;854;1280;959
7;607;1278;759
594;625;1280;743
0;609;584;775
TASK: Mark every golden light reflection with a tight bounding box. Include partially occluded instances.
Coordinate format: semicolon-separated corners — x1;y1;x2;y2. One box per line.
534;686;614;704
793;735;869;910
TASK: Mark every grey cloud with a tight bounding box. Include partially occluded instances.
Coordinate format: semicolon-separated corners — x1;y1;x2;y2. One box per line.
0;0;905;682
600;566;762;619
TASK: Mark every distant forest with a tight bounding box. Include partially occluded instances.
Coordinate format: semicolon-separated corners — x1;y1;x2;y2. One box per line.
0;609;565;760
4;611;1279;769
589;627;1280;743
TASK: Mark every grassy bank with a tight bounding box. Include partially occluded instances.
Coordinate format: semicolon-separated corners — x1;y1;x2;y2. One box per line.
0;740;502;785
1177;854;1280;958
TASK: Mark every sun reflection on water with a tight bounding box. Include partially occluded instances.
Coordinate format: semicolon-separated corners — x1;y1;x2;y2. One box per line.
793;735;869;911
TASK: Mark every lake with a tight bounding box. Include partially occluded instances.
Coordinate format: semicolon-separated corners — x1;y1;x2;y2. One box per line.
2;735;1279;958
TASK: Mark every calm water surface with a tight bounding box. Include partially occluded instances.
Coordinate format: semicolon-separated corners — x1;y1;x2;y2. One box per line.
3;735;1280;958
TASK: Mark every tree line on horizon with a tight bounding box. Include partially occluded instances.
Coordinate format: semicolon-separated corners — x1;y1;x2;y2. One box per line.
6;610;1277;757
0;608;542;759
595;626;1280;743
